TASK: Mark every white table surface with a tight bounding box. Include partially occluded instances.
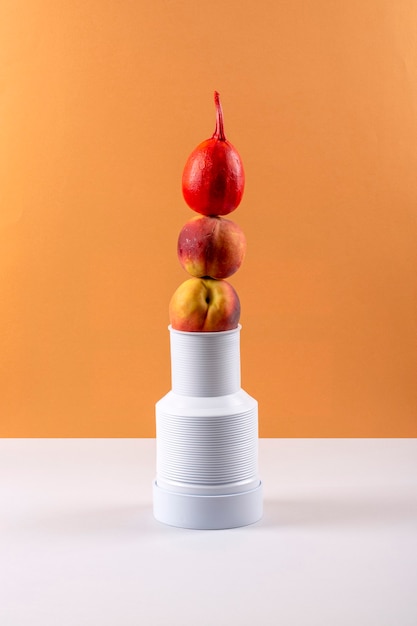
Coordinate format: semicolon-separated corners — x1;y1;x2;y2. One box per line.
0;438;416;626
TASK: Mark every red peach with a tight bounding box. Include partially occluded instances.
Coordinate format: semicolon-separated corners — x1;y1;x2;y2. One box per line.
177;216;246;280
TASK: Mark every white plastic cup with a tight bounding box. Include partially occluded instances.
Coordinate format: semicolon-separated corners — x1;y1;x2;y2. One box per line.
169;325;241;397
156;390;259;490
154;325;263;530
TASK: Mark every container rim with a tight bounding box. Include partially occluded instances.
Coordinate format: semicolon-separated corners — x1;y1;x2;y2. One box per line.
168;324;241;336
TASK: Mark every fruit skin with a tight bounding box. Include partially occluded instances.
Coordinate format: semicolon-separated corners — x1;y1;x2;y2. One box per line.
182;92;245;216
169;277;240;332
177;215;246;280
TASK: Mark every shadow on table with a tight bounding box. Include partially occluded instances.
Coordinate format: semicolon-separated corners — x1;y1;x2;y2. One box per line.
7;503;158;537
260;493;417;529
7;493;417;536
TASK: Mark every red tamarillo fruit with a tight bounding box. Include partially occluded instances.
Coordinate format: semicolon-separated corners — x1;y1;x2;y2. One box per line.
182;91;245;216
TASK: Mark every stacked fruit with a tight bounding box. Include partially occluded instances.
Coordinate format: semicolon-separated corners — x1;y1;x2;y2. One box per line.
169;92;246;332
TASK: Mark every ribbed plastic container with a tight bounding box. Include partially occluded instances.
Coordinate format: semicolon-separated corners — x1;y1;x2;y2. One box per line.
153;325;262;530
170;325;241;396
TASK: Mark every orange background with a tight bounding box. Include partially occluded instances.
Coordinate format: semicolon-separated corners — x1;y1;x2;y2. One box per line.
1;0;416;437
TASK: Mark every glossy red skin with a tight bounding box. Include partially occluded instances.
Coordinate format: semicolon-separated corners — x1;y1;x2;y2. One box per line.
177;216;246;279
182;137;245;216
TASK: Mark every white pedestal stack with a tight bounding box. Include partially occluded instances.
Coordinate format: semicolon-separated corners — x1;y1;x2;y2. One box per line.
153;325;262;529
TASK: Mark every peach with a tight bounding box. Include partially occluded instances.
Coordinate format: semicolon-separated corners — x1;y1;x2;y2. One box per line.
169;277;240;332
177;216;246;280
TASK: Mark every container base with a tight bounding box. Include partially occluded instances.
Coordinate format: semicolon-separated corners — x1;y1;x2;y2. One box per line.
153;480;263;530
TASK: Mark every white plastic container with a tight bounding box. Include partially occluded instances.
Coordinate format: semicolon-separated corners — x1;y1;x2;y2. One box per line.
153;325;262;529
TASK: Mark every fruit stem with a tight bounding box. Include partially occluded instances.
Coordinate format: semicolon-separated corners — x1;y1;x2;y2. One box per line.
213;91;226;141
